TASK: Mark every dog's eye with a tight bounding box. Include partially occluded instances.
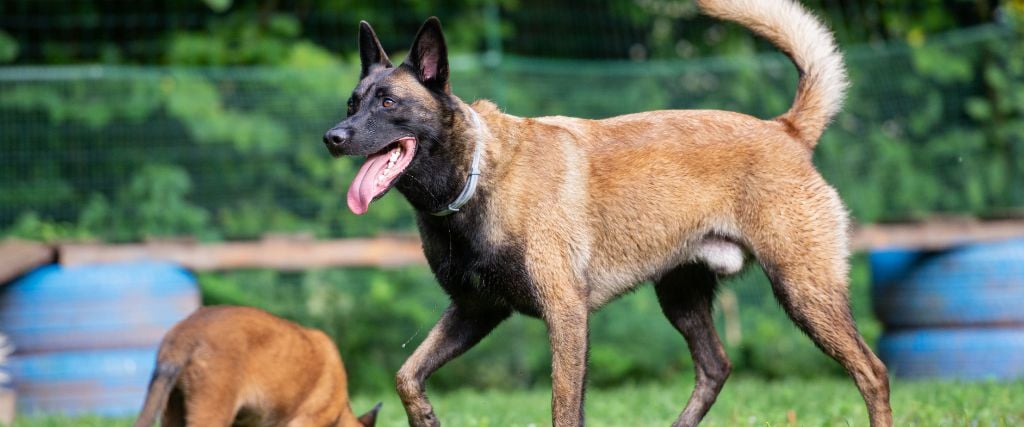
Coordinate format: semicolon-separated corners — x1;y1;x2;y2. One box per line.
346;98;356;117
382;97;396;108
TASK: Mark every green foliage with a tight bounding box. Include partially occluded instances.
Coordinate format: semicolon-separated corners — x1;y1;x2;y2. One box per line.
166;13;305;66
3;212;92;242
811;26;1024;220
202;0;233;13
78;164;211;240
3;5;1022;239
0;30;17;63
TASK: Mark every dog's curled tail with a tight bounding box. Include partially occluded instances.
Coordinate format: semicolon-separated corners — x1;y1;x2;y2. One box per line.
697;0;848;147
132;362;184;427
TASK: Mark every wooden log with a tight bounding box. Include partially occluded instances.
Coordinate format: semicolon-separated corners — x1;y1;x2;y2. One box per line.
59;235;426;271
851;218;1024;251
0;239;56;285
50;218;1024;271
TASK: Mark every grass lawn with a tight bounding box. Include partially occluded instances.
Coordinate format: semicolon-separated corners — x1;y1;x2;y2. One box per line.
10;376;1024;426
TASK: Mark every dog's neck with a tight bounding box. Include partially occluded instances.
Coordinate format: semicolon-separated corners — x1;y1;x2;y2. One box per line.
397;98;518;219
393;96;528;221
429;105;487;216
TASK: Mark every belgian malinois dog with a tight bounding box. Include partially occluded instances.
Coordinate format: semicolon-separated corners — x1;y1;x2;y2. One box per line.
323;0;892;425
133;306;381;427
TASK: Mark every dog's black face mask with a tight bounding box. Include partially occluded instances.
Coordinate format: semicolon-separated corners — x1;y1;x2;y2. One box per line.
324;18;456;215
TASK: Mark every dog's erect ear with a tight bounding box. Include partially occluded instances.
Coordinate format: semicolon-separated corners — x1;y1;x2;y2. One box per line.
359;21;392;78
403;16;449;92
357;402;382;427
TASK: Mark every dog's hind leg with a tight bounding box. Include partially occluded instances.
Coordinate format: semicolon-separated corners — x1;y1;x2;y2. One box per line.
654;263;731;427
397;303;510;427
760;258;892;426
160;388;185;427
745;183;892;427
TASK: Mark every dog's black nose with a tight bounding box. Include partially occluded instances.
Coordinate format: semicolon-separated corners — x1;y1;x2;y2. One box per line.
323;128;349;147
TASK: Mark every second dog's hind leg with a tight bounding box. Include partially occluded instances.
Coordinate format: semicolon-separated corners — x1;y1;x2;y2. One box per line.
161;388;185;427
654;264;732;427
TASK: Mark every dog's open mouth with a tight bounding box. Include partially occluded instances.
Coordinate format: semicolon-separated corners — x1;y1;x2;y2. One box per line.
346;137;417;215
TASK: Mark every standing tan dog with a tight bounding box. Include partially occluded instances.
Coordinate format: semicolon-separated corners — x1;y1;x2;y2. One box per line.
133;306;381;427
323;0;891;425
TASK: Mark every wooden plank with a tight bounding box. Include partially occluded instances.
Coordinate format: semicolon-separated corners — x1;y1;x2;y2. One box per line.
59;235;426;271
0;239;56;285
851;218;1024;251
51;218;1024;271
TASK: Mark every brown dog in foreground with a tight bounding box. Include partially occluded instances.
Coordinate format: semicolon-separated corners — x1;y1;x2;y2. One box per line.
323;0;892;425
133;306;380;427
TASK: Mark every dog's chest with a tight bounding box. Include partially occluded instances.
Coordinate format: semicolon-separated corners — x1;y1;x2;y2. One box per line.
417;218;541;316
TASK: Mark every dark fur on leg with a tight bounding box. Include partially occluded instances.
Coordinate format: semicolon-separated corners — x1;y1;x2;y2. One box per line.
655;264;732;427
762;261;892;427
397;303;510;427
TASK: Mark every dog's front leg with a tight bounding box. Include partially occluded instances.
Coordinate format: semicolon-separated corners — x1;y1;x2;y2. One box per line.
397;303;509;427
543;291;589;427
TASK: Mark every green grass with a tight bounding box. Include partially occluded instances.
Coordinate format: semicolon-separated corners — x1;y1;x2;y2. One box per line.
10;377;1024;426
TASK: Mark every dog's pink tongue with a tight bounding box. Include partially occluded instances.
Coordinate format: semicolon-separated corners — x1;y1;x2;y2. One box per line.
346;153;389;215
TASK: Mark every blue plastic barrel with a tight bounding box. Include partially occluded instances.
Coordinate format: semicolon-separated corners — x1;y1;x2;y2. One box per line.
870;238;1024;380
0;261;200;416
871;239;1024;327
878;328;1024;380
0;261;200;353
7;348;157;416
0;350;10;393
1;333;10;389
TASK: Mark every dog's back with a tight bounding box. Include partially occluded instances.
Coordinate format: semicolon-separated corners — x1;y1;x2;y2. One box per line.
134;306;376;427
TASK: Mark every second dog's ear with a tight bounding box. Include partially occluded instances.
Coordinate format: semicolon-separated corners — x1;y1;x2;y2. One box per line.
357;402;382;427
404;16;449;93
359;21;392;78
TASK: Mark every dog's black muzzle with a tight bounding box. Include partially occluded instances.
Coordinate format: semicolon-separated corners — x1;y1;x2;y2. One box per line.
323;127;351;156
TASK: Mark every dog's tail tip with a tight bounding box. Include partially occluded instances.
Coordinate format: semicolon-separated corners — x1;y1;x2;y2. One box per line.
132;363;182;427
697;0;848;147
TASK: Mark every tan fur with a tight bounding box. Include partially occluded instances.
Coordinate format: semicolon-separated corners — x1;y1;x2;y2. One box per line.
456;105;888;426
387;1;890;426
697;0;848;145
133;306;378;427
469;110;800;306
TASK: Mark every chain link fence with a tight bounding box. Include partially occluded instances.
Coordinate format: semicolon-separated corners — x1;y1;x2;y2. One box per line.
3;24;1022;241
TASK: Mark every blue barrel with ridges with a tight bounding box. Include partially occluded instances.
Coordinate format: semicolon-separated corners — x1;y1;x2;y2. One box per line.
0;261;199;416
871;238;1024;327
0;346;10;393
0;261;199;353
878;328;1024;379
870;238;1024;380
6;348;157;416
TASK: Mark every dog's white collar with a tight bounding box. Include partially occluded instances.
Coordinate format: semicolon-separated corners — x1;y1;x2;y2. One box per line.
430;107;485;216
